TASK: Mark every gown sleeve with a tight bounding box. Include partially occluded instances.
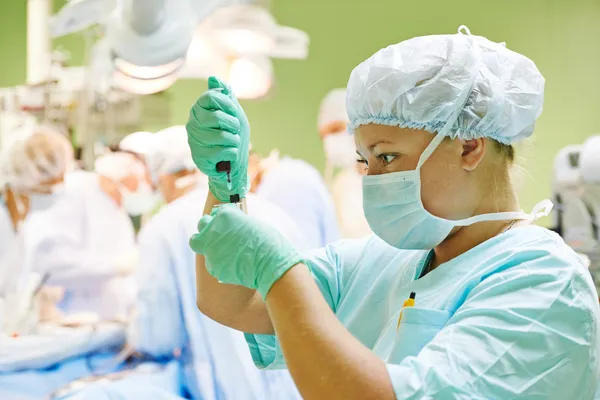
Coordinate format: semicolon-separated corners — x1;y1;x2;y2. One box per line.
244;242;346;369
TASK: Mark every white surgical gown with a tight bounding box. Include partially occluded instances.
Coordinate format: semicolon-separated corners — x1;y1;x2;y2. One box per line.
0;201;23;297
246;226;600;399
25;171;137;319
129;186;305;399
257;157;339;248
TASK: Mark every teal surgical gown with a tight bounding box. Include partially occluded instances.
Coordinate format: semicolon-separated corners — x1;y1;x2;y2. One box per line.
245;226;600;399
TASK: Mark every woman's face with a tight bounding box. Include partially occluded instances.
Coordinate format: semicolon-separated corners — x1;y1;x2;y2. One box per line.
354;124;488;221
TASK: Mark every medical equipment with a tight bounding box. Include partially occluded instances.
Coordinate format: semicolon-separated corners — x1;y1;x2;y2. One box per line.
211;89;245;208
52;1;310;99
551;145;598;254
550;137;600;292
181;4;309;99
580;136;600;287
581;136;600;239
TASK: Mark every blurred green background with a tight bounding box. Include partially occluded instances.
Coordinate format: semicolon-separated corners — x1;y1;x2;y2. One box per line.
1;0;599;213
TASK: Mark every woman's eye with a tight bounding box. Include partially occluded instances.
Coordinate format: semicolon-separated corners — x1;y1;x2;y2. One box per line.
379;154;397;164
357;158;368;165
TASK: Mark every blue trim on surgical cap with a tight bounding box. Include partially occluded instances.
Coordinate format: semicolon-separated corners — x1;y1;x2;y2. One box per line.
349;117;514;145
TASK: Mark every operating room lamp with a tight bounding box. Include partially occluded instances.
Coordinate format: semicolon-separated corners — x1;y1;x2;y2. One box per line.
179;4;309;99
104;0;197;94
51;0;309;97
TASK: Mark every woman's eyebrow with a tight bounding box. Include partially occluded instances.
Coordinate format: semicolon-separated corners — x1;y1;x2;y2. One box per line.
368;140;393;151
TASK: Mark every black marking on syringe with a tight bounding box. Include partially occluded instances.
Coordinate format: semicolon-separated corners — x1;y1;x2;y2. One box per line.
216;161;232;185
216;161;239;204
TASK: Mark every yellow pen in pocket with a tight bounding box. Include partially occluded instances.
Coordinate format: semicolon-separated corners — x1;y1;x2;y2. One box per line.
397;292;416;330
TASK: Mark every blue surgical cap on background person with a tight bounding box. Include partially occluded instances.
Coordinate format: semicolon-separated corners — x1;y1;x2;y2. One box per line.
346;26;545;145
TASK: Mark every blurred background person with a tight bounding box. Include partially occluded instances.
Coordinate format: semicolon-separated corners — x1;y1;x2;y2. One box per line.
23;149;145;320
117;131;157;187
128;125;304;399
318;88;371;239
117;131;165;228
0;127;72;297
65;126;305;398
0;127;71;340
0;127;129;399
149;126;208;205
248;148;339;248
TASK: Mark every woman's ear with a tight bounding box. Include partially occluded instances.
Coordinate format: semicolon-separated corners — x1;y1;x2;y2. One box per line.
460;138;486;171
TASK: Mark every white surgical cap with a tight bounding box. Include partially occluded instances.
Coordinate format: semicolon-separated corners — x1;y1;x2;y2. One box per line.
94;152;146;182
346;26;545;144
149;125;197;178
119;131;155;156
0;126;73;192
580;136;600;183
318;88;348;130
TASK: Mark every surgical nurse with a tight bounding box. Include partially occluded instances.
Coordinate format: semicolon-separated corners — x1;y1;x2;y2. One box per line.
0;127;72;296
319;88;371;239
186;26;600;399
129;126;303;399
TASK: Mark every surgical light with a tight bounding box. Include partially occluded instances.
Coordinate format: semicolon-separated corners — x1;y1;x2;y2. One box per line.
217;28;274;55
228;56;273;99
105;0;196;93
208;5;279;56
113;70;178;96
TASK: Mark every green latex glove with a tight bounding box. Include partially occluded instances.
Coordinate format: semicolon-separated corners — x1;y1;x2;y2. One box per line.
186;76;251;202
189;204;304;298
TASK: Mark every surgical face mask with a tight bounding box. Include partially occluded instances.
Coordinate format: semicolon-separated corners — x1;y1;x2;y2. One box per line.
323;132;357;169
121;182;159;216
362;134;553;250
28;183;66;212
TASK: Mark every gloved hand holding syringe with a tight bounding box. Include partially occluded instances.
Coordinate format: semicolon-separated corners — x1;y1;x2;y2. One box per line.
186;77;251;213
186;76;303;300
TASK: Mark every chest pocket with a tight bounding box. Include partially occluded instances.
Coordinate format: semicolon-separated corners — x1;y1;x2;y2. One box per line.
387;307;451;363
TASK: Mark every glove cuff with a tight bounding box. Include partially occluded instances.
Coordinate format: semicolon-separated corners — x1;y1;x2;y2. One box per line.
257;254;305;300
